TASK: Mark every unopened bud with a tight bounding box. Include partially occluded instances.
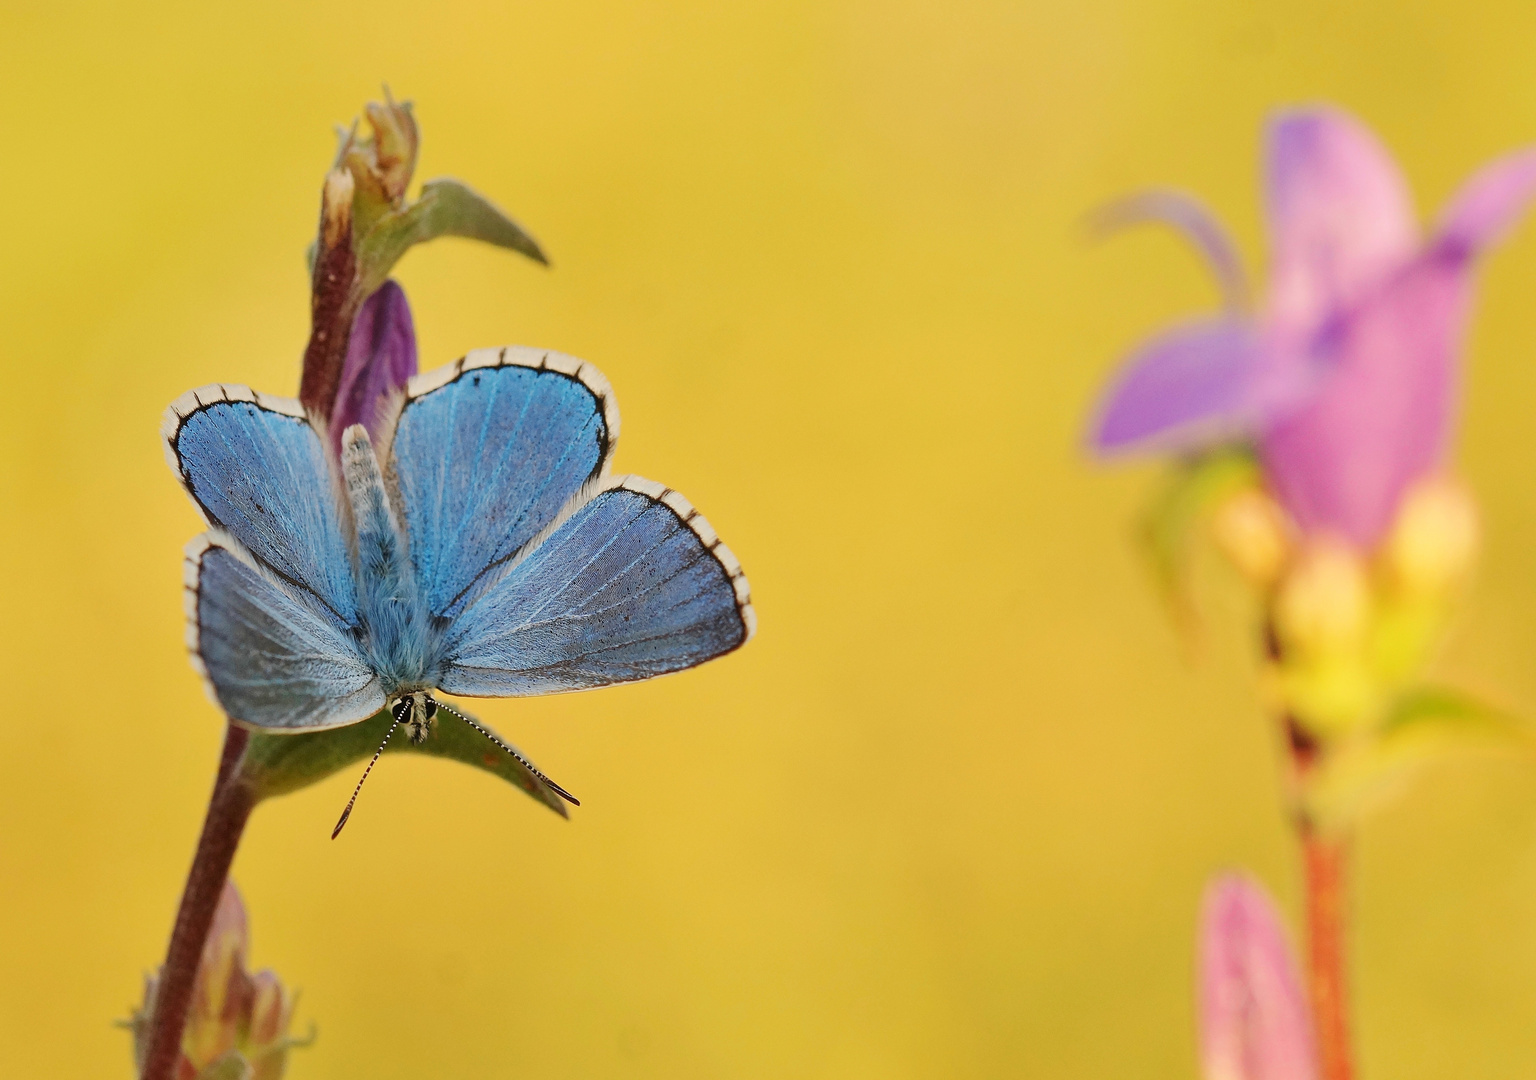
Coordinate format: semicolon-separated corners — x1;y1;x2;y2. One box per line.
125;881;307;1080
1274;537;1369;657
1211;489;1292;587
1382;474;1479;596
1198;875;1317;1080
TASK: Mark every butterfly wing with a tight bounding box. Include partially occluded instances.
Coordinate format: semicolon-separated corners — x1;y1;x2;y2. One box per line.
165;385;381;729
185;534;385;729
437;476;754;696
163;384;359;624
387;347;619;621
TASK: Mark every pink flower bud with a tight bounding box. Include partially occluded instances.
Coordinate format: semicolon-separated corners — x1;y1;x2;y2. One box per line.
1199;875;1318;1080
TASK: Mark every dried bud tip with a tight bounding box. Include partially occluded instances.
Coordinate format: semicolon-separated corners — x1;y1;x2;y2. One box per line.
320;169;355;249
344;90;420;207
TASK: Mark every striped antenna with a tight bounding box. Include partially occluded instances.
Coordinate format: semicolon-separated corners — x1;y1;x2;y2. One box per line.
331;713;404;839
434;700;580;806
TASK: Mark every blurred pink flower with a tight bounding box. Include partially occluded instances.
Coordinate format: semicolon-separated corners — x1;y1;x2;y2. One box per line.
1199;874;1317;1080
1092;107;1536;547
330;278;417;452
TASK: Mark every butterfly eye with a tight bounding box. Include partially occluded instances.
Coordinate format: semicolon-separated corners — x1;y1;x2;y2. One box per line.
423;696;438;720
390;698;413;725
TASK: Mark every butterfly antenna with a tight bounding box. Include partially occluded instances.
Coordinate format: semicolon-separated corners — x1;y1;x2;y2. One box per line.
434;700;580;806
331;714;404;839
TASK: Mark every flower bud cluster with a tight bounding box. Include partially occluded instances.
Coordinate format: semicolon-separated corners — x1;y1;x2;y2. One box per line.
1211;475;1478;739
127;882;305;1080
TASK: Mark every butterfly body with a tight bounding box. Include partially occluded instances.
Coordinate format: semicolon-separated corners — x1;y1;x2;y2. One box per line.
165;347;753;812
340;425;444;696
391;691;439;745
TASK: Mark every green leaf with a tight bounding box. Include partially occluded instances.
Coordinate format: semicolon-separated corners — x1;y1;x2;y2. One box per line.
239;707;571;817
1135;446;1260;649
353;177;548;295
1303;685;1536;828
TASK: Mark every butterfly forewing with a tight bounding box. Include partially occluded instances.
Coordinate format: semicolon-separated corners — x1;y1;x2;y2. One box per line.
163;385;359;624
388;348;618;620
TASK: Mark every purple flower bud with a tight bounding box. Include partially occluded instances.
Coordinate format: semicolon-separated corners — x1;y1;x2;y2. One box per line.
1090;107;1536;548
1199;875;1318;1080
330;279;418;452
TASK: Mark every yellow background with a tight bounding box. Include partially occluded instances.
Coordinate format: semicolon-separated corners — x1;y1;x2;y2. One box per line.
7;2;1536;1077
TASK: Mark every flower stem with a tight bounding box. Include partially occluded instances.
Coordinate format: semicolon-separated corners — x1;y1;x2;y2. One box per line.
139;724;256;1080
1303;830;1354;1080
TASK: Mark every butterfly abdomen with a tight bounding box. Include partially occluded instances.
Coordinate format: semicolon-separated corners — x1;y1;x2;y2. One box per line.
341;425;442;692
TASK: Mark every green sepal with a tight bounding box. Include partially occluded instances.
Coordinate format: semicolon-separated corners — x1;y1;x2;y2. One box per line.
238;708;570;817
1136;446;1261;648
195;1051;253;1080
1302;685;1536;828
353;178;548;295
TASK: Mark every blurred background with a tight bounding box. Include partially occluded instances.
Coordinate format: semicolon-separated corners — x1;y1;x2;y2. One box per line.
7;1;1536;1077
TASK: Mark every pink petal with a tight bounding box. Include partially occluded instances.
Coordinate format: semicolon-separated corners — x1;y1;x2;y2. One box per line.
1090;318;1314;455
1435;146;1536;255
1199;874;1318;1080
1260;252;1470;547
331;280;418;452
1265;108;1418;338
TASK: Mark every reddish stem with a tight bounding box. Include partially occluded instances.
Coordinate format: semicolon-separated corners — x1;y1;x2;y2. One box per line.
298;172;360;422
1271;618;1356;1080
139;725;256;1080
1303;830;1354;1080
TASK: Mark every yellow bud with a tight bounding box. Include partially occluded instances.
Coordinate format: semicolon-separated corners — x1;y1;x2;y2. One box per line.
1382;474;1479;596
1274;538;1369;658
1211;489;1292;587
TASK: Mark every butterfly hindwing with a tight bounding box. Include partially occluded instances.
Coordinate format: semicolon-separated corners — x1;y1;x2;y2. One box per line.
438;476;754;697
163;385;359;625
388;347;619;621
186;534;385;730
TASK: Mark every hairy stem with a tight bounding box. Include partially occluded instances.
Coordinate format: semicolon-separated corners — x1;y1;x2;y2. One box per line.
139;725;255;1080
298;169;360;421
1303;831;1354;1080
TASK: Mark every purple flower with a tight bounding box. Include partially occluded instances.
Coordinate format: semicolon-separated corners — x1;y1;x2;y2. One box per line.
1199;874;1317;1080
329;279;417;452
1092;107;1536;547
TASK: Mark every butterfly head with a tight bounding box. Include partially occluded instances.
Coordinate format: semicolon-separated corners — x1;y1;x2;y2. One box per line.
390;691;438;745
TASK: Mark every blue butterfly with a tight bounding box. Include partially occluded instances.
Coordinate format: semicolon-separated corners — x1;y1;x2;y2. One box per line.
163;346;754;830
